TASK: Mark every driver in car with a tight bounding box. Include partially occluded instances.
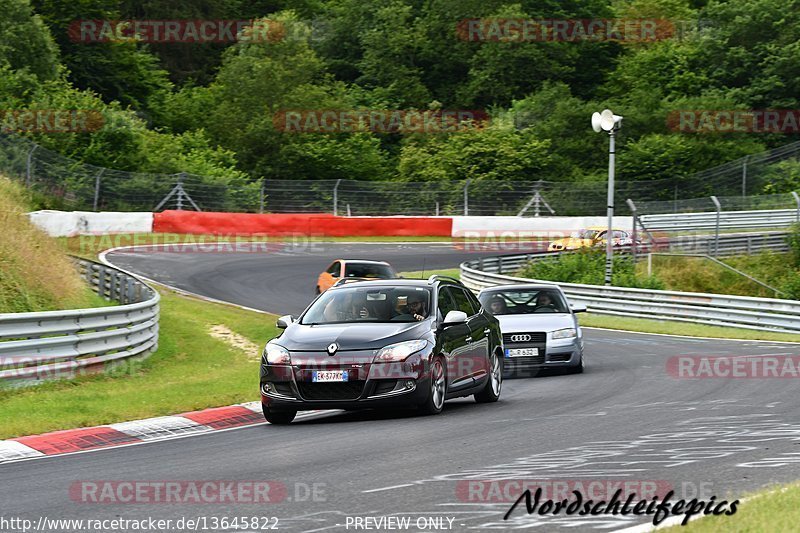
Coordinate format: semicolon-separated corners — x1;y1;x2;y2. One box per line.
534;292;556;312
394;292;427;321
488;296;507;315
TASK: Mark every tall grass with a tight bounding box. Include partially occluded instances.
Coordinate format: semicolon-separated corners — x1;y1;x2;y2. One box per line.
0;177;92;312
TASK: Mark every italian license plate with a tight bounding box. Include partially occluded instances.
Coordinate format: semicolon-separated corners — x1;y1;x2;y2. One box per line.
505;348;538;358
312;370;348;382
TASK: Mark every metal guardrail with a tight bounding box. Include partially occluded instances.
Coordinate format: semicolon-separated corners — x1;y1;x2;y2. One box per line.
641;207;800;232
460;233;800;333
658;231;789;255
0;259;160;387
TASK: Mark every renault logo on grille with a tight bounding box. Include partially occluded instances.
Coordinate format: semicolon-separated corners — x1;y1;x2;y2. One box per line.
327;342;338;355
510;334;532;343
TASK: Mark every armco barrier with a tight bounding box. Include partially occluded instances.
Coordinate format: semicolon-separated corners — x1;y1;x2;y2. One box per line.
460;250;800;334
0;259;159;387
153;210;454;237
641;208;800;232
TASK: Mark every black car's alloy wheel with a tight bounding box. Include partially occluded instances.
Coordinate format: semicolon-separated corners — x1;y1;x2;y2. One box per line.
419;357;446;415
475;351;502;403
263;405;297;425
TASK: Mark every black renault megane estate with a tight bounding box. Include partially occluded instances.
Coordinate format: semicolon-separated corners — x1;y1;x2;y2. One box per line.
260;275;503;424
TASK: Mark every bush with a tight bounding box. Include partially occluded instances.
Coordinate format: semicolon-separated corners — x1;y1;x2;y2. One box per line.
787;224;800;269
517;248;665;290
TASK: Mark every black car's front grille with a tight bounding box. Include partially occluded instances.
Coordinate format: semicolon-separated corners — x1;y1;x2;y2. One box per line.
297;381;366;401
503;332;547;345
273;382;295;396
372;380;398;396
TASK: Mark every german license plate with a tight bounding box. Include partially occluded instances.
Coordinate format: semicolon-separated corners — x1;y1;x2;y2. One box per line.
312;370;348;382
505;348;538;358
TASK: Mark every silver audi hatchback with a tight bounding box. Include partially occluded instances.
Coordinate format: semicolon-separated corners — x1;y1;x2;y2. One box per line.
477;284;585;377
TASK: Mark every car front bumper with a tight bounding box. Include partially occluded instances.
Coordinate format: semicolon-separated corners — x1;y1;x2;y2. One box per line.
503;336;583;377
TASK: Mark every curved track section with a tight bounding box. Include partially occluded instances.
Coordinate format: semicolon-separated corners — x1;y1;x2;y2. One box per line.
1;242;798;532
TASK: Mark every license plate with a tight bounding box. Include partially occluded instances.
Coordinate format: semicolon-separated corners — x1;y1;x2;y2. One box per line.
312;370;348;382
505;348;538;358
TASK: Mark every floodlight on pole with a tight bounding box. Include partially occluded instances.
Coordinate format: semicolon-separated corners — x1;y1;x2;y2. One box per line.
592;109;623;286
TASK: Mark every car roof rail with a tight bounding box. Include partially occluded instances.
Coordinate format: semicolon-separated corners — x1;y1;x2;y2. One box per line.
427;274;461;285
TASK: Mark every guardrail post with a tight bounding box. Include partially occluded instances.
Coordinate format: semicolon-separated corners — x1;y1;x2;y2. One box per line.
792;191;800;223
710;195;721;257
497;256;504;274
96;265;106;297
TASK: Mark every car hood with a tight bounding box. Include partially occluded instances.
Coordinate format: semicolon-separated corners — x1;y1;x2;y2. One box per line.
276;320;432;352
496;313;575;333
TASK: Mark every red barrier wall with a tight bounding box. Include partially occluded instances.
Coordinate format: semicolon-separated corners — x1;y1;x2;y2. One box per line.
153;211;453;237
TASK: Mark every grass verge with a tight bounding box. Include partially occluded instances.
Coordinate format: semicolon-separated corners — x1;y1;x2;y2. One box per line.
662;483;799;532
0;177;99;312
0;289;276;439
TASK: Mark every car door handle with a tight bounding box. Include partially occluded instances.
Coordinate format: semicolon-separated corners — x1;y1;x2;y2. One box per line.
483;328;491;335
465;337;473;344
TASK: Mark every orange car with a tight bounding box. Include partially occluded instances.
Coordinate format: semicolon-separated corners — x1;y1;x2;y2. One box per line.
316;260;399;294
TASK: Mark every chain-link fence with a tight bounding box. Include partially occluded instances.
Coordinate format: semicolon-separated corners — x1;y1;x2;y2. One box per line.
2;131;800;216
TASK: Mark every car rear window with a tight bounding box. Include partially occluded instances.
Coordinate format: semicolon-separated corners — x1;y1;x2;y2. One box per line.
344;263;396;279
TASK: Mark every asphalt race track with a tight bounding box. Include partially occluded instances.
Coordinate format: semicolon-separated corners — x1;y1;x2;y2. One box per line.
3;243;800;532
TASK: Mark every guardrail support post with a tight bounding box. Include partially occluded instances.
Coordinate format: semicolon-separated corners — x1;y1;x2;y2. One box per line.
710;195;721;257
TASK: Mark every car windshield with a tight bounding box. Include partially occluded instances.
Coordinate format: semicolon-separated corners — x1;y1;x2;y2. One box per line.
576;229;599;240
344;263;396;279
301;286;432;324
479;289;569;315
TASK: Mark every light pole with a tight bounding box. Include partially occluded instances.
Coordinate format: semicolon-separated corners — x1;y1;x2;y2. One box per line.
592;109;623;286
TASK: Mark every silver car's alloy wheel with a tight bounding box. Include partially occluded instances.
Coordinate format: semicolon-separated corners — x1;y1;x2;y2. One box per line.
431;359;445;410
490;352;502;396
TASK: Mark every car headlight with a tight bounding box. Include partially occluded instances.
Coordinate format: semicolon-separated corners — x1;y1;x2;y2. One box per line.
374;340;428;363
551;328;577;339
263;343;291;365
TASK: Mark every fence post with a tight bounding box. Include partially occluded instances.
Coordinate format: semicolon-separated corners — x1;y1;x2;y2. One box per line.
435;201;440;216
463;179;471;216
92;169;104;211
259;178;266;214
176;173;186;211
25;145;38;187
626;198;638;263
647;253;652;277
710;195;721;257
792;191;800;223
742;155;748;198
333;179;342;216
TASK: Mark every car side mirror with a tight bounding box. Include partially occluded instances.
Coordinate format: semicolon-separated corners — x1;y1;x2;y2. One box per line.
442;310;468;327
276;315;294;329
571;304;587;313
